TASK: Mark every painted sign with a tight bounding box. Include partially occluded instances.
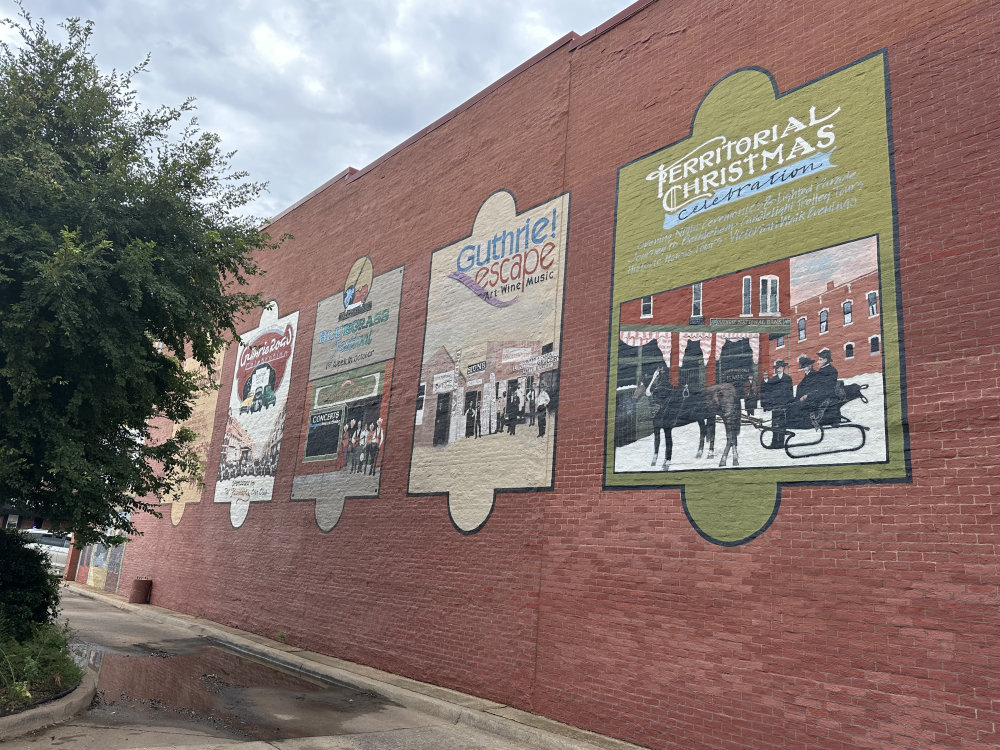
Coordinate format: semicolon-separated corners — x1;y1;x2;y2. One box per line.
309;259;403;380
409;190;568;533
163;352;224;525
605;52;907;545
214;304;299;528
292;262;403;531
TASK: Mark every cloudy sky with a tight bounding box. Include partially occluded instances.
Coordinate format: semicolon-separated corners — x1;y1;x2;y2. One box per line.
2;1;634;220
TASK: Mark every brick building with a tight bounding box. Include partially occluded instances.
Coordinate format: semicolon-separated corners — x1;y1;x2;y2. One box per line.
779;270;884;380
103;2;1000;748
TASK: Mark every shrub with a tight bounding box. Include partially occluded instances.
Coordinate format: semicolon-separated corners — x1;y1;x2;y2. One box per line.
0;622;83;715
0;529;61;641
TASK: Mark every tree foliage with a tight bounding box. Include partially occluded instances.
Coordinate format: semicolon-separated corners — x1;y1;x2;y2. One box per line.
0;8;276;545
0;529;60;640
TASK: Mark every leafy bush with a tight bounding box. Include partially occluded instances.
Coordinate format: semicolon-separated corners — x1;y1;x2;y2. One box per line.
0;622;83;715
0;529;61;641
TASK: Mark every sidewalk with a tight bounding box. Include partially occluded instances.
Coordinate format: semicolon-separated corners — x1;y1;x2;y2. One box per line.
64;582;648;750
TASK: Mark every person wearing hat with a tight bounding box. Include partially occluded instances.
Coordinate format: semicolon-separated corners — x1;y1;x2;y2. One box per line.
760;359;794;447
814;348;839;397
794;354;821;402
778;354;818;429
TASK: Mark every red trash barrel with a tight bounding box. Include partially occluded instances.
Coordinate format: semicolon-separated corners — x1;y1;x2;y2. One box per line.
128;577;152;604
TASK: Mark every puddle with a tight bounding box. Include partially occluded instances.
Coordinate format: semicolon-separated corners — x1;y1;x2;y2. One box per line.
71;641;416;741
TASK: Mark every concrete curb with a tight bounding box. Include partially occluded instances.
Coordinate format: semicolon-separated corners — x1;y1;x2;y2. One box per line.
67;582;647;750
0;669;96;741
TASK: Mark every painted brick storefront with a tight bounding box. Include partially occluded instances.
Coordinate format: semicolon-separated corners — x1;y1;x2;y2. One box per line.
111;1;999;748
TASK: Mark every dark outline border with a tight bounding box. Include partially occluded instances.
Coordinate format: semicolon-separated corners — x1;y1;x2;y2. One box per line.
602;49;912;547
405;188;572;536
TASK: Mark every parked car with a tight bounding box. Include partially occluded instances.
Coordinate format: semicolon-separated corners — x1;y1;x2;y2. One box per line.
22;529;72;576
239;393;255;414
260;385;277;409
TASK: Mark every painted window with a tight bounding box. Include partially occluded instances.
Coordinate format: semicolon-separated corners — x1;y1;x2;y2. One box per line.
617;339;666;390
819;309;829;334
867;291;879;317
415;383;426;425
742;276;752;315
640;295;653;318
759;276;779;315
797;316;807;341
776;334;785;349
691;282;703;318
843;300;853;325
845;342;855;359
870;335;880;354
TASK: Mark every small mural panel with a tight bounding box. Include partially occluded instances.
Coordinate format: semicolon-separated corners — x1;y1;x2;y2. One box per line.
163;352;224;525
214;303;299;528
291;261;403;531
606;52;907;545
409;190;568;533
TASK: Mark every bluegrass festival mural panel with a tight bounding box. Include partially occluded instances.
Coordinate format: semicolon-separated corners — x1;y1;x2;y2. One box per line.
291;260;403;531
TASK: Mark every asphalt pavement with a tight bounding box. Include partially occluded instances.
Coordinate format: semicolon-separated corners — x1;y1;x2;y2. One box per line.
0;584;646;750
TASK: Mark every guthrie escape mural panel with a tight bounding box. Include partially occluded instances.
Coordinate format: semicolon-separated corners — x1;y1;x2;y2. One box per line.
410;190;568;533
606;52;907;546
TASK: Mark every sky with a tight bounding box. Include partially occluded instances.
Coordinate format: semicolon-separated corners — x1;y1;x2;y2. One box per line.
789;237;877;306
1;1;635;221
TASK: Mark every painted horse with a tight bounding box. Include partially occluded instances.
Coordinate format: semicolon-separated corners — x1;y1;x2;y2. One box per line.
641;366;742;469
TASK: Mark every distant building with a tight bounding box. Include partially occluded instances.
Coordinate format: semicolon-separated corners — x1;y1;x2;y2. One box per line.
771;270;882;380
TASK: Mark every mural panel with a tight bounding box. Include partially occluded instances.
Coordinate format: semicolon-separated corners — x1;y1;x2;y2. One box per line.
606;52;907;545
409;190;568;533
214;303;299;528
291;261;403;531
163;351;225;525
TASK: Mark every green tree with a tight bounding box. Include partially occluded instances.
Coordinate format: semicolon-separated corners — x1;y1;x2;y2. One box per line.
0;529;60;640
0;8;276;545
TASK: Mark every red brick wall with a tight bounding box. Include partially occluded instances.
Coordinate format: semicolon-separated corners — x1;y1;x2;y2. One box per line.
121;1;1000;748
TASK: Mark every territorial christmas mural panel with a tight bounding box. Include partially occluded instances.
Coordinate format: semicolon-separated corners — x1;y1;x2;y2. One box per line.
606;52;907;545
409;190;568;533
214;304;299;528
291;260;403;531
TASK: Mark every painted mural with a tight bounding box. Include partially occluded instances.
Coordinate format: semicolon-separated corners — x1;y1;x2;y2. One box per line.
163;351;225;525
214;303;299;528
606;52;907;545
291;260;403;531
409;190;568;533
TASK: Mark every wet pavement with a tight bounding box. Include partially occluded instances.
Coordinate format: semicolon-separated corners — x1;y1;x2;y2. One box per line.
77;639;434;741
2;586;642;750
0;590;441;748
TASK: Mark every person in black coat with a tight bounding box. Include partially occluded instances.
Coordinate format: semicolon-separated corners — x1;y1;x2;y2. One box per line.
794;355;823;403
760;359;794;447
813;348;839;400
743;373;759;416
789;351;842;428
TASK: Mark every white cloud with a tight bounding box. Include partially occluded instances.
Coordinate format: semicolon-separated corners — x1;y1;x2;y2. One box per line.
9;0;634;218
250;23;303;71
